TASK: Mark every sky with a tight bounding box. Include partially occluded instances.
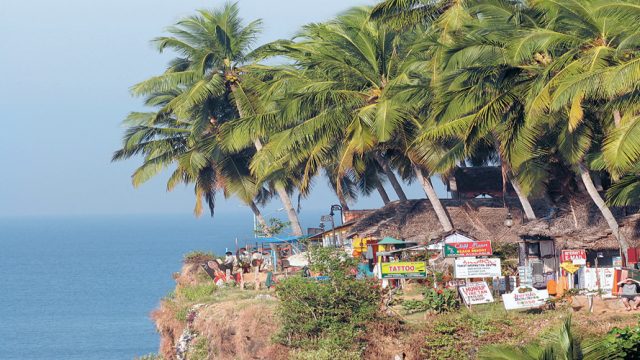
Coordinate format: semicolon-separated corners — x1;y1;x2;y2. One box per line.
0;0;446;218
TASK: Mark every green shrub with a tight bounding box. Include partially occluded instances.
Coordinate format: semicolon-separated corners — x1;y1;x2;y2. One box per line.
183;251;216;264
402;288;459;314
274;246;381;352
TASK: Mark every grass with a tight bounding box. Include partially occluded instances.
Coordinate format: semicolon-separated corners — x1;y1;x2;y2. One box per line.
187;337;210;360
166;282;275;321
397;300;569;359
183;251;216;264
179;283;217;302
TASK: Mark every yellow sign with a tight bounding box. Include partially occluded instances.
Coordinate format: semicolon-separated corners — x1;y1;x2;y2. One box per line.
380;262;427;279
560;261;580;274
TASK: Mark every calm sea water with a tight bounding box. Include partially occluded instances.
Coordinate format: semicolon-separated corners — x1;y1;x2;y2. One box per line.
0;212;320;360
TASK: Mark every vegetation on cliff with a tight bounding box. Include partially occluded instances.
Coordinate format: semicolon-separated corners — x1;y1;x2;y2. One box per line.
140;249;640;360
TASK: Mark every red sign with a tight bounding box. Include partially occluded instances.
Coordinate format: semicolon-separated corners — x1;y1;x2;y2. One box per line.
444;241;492;257
560;250;586;264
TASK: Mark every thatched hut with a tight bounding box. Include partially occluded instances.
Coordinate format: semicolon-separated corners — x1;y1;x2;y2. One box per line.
518;198;640;268
347;198;525;245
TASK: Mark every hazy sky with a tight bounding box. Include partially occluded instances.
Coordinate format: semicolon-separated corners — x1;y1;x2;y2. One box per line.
0;0;444;217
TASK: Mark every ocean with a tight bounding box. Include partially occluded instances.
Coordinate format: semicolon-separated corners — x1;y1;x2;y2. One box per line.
0;212;321;360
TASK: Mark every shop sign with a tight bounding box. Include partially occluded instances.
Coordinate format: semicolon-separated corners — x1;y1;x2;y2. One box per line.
518;265;533;287
380;262;427;279
560;250;586;265
444;241;492;257
560;261;580;274
459;281;494;305
454;258;501;278
613;257;623;268
502;287;549;310
579;267;615;297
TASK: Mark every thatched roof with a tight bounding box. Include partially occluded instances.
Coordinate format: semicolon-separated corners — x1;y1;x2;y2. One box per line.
519;198;640;250
347;198;524;245
348;195;640;251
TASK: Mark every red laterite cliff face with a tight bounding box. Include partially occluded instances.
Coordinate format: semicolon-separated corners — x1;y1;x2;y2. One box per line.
150;263;289;360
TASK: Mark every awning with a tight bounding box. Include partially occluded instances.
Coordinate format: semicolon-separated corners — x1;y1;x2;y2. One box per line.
377;237;406;245
259;235;308;244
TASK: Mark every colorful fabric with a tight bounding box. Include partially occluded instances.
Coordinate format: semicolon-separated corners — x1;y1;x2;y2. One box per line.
546;279;557;296
557;276;569;297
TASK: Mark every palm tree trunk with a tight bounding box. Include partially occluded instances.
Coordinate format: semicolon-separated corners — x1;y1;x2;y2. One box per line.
248;201;270;236
273;185;304;236
413;165;453;232
495;139;536;221
337;192;350;211
375;153;407;201
578;162;629;255
253;139;304;236
375;179;391;205
509;177;537;221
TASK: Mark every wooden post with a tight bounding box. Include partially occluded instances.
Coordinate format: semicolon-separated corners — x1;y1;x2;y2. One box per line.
595;256;601;298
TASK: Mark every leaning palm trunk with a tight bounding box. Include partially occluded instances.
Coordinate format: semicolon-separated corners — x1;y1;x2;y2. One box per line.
413;165;453;232
375;179;391;205
509;178;537;221
337;193;350;211
496;140;536;221
375;153;408;201
578;162;629;255
248;200;270;236
253;139;304;236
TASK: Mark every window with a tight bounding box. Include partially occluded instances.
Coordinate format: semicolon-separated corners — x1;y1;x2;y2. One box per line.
527;242;541;257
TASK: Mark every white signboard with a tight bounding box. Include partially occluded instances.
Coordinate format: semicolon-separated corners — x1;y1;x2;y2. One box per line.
459;281;495;305
454;258;501;278
579;267;615;297
518;265;533;287
502;287;549;310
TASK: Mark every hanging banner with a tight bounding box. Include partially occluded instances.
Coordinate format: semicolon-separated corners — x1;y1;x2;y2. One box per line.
444;241;492;257
560;250;587;265
380;262;427;279
454;258;501;278
502;287;549;310
459;281;495;305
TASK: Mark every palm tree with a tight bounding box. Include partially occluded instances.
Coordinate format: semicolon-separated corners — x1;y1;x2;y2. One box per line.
519;0;640;253
112;109;272;230
237;7;455;231
129;3;304;235
372;0;540;220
